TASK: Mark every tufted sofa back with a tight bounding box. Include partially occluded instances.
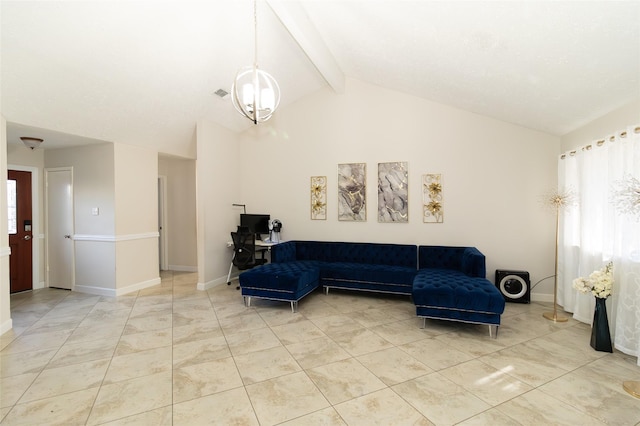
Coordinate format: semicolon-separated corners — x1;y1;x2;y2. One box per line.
272;241;417;268
271;241;297;263
418;246;486;277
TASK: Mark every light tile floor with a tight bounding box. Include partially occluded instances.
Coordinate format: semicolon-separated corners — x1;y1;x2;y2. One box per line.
1;271;639;425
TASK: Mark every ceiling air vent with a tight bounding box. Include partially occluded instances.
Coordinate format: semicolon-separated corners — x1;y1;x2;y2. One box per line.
214;89;229;99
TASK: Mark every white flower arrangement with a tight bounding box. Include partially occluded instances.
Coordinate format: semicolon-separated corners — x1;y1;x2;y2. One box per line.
572;262;614;299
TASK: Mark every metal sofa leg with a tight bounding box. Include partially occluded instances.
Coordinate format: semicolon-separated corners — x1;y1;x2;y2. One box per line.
421;318;426;329
244;296;251;308
291;301;298;313
489;325;498;339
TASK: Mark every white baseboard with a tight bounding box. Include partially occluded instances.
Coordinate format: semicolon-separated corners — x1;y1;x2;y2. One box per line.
74;277;161;297
197;276;231;291
34;281;45;290
1;318;13;336
169;265;197;272
73;285;118;297
531;293;554;303
572;313;591;324
115;277;161;296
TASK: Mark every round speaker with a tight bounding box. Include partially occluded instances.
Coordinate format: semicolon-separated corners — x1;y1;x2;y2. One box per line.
495;270;530;303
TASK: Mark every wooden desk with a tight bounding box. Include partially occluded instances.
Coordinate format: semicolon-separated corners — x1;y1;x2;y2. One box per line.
226;239;280;249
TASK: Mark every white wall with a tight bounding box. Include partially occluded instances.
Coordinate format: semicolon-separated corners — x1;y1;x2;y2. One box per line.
113;143;160;293
158;156;197;271
44;142;160;295
561;100;640;151
46;143;116;291
233;79;561;299
47;143;116;235
6;144;45;168
195;120;240;289
114;144;157;234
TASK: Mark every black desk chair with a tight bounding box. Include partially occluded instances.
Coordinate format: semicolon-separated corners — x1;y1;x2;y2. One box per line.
229;231;268;289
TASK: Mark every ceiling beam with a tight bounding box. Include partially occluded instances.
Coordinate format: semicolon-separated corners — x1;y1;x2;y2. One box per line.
267;0;345;93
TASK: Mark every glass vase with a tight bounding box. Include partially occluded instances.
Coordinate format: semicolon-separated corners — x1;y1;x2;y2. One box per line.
590;297;613;352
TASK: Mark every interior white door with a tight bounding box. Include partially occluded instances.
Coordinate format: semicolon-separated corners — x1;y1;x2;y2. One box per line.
46;168;74;290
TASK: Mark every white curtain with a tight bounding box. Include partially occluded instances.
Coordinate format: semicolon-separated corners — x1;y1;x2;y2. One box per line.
558;124;640;366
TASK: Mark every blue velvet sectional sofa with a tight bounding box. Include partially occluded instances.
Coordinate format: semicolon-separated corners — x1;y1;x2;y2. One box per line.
238;240;505;337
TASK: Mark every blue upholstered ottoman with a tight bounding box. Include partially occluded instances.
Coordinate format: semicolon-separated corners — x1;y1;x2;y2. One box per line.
239;261;320;312
412;270;505;337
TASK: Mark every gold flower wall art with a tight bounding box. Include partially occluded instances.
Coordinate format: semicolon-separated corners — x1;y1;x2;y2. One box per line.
310;176;327;220
423;174;443;223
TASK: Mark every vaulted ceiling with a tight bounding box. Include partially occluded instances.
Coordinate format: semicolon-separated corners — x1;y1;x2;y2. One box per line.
2;1;639;154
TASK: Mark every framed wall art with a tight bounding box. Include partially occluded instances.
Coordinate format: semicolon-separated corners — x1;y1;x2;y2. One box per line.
378;161;408;223
423;173;443;223
338;163;366;221
310;176;327;220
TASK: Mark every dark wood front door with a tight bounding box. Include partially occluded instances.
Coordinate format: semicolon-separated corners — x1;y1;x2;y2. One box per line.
8;170;33;293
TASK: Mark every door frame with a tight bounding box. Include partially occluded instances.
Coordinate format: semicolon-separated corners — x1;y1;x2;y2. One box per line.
158;175;168;270
45;167;75;290
8;164;42;290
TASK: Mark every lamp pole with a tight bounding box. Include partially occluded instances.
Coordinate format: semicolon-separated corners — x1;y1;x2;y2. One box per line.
543;203;568;322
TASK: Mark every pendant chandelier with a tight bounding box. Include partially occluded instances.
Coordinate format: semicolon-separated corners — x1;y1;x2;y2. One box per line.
20;137;44;150
231;0;281;124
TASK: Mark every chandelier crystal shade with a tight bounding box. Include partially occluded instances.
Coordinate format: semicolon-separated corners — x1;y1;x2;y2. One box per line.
231;0;280;124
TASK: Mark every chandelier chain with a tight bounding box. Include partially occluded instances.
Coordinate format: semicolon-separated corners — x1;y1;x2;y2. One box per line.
253;0;258;69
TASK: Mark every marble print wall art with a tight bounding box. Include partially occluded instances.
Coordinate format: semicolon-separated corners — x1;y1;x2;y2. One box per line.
378;162;408;223
311;176;327;220
423;174;443;223
338;163;366;221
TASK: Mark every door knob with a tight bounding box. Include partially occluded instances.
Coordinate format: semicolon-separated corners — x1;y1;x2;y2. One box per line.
23;235;31;240
64;235;71;239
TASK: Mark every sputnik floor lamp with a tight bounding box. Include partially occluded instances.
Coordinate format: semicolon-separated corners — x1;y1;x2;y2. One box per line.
543;189;575;322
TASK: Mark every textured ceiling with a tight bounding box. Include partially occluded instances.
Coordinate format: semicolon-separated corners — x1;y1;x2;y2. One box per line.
2;1;639;154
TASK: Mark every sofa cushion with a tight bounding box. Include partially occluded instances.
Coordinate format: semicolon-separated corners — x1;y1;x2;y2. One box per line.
239;261;320;293
412;270;505;314
321;262;416;294
321;262;417;286
271;241;297;263
290;241;417;268
460;247;486;277
418;246;486;277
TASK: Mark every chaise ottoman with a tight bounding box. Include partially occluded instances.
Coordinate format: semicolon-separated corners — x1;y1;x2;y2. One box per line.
412;270;506;338
239;262;320;312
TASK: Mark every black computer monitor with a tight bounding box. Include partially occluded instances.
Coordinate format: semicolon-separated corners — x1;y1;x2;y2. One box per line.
240;214;270;237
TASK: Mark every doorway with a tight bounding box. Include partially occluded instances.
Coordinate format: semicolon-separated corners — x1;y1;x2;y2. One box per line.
8;170;33;293
46;168;74;290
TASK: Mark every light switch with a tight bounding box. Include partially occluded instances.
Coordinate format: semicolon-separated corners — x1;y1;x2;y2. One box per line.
92;207;99;216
